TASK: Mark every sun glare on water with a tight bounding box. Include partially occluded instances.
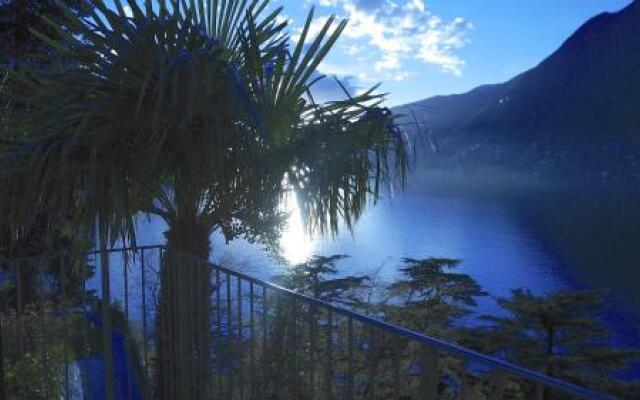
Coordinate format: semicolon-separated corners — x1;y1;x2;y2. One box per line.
279;193;315;265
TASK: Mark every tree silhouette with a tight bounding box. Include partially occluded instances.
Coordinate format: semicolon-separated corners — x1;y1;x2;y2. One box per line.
481;288;640;398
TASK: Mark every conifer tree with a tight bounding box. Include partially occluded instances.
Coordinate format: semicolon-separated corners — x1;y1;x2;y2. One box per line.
386;257;486;336
278;254;369;307
481;288;640;398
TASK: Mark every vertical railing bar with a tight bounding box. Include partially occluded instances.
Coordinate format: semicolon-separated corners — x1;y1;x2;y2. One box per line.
0;299;5;400
225;271;232;399
347;317;354;400
140;248;150;400
274;293;284;395
226;271;232;336
262;285;268;394
493;371;507;400
238;276;244;400
215;267;222;397
419;345;439;400
216;268;222;333
15;260;23;354
158;247;166;398
62;254;70;399
201;259;210;399
38;260;49;400
190;258;197;400
327;309;333;400
458;359;468;400
123;249;129;321
123;249;132;400
83;256;87;296
98;235;116;400
141;248;148;367
367;326;376;400
535;382;545;400
310;303;317;400
171;248;180;400
291;297;299;398
393;342;400;400
238;276;243;337
249;281;255;399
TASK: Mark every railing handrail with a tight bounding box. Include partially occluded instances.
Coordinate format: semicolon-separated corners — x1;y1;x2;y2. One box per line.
165;246;612;400
1;244;613;399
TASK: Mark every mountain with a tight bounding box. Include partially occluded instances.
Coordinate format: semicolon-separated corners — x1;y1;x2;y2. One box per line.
397;1;640;180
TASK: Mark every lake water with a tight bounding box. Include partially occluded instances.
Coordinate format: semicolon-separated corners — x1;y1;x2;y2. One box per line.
136;173;640;357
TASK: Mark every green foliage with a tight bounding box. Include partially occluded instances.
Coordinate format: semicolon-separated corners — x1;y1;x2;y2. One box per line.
480;288;640;398
4;347;66;400
386;257;486;336
0;5;407;396
0;0;408;252
0;0;88;64
264;255;489;399
277;255;369;307
1;302;98;400
268;255;640;399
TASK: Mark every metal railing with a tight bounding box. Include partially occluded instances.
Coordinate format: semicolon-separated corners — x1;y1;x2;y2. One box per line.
0;245;612;399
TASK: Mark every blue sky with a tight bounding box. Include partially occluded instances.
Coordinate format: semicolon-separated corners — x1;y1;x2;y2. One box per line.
275;0;632;106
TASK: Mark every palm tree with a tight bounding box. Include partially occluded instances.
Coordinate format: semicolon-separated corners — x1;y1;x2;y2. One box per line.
0;1;408;398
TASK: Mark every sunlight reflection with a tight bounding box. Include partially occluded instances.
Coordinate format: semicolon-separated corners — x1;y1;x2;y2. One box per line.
279;193;315;265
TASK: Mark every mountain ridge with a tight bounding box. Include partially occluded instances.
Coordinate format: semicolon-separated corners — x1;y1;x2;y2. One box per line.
396;0;640;180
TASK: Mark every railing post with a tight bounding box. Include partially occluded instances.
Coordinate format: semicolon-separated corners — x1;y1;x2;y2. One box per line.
238;276;244;400
347;317;354;400
62;255;70;399
0;302;5;400
123;249;129;321
419;345;439;400
535;383;545;400
261;285;267;394
492;371;507;400
325;310;334;400
309;304;317;400
141;249;148;368
15;261;23;354
458;360;468;400
99;221;115;400
249;281;256;399
38;261;49;399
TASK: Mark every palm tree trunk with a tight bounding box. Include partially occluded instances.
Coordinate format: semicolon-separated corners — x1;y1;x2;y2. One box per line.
155;218;212;400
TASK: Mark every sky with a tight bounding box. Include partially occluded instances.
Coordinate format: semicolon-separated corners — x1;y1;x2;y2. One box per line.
113;0;633;106
275;0;632;106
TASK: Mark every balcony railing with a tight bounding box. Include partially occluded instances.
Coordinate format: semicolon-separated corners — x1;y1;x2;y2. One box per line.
0;245;612;399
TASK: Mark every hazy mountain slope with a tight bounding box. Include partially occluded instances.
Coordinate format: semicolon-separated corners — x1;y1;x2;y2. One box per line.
397;1;640;179
468;0;640;138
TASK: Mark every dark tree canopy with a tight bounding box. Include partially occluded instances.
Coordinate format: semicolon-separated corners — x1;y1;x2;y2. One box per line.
386;257;487;336
0;0;88;64
277;254;370;307
481;288;640;398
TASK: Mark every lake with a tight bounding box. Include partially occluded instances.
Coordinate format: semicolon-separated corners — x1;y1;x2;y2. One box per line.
136;171;640;358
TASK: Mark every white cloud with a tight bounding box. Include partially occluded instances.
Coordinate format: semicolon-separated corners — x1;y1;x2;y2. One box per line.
311;0;472;77
416;16;472;76
291;15;331;44
343;44;363;55
394;71;410;81
374;52;400;72
317;0;340;6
